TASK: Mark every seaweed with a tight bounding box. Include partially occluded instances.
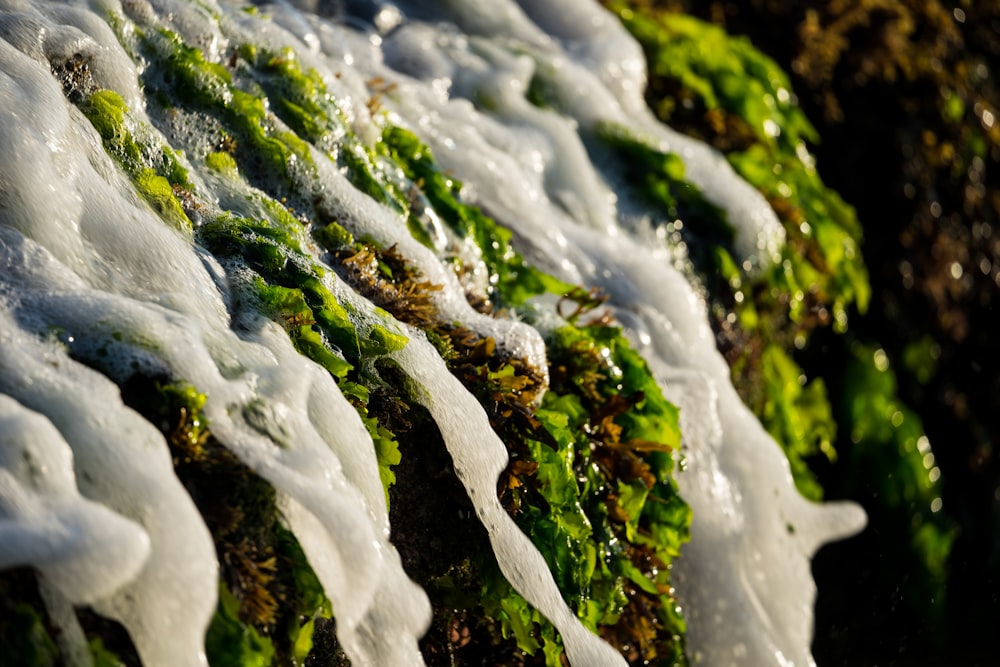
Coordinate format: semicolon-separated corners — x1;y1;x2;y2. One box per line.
603;2;870;500
835;343;957;634
606;1;991;661
381;126;572;308
432;296;690;665
132;379;354;666
0;571;60;667
27;7;695;665
78;89;194;231
597;121;735;252
138;29;314;198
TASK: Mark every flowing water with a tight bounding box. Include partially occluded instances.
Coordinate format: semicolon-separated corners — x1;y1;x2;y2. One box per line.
0;1;865;665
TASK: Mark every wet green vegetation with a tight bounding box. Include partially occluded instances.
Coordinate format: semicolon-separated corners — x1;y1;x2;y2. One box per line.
12;7;698;665
596;4;871;502
9;0;990;664
605;0;998;663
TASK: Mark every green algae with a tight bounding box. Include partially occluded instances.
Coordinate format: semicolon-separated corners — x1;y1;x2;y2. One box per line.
88;638;126;667
236;42;410;215
443;302;689;664
39;6;737;665
381;126;572;307
134;168;194;231
206;583;276;667
149;382;346;666
78;89;193;231
8;1;980;665
841;345;956;588
140;29;314;196
604;5;969;660
609;2;817;153
205;151;239;176
298;151;700;662
168;28;688;663
602;2;872;500
0;588;58;667
759;344;836;501
597;122;734;246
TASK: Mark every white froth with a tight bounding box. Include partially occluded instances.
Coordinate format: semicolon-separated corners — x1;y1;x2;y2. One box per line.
0;391;151;605
0;302;217;667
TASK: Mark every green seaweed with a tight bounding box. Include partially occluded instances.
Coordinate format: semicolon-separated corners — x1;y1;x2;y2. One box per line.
237;43;409;212
205;151;239;176
604;2;870;500
150;381;346;665
134;168;193;230
88;638;126;667
838;342;957;631
381;126;572;307
78;89;193;230
0;596;58;667
759;345;836;501
728;145;870;329
597;121;734;246
197;208;410;507
206;584;276;667
141;29;313;194
463;310;689;665
610;3;818;153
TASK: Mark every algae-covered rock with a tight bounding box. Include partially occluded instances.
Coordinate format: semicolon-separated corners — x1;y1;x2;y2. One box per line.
0;1;892;666
609;0;998;663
